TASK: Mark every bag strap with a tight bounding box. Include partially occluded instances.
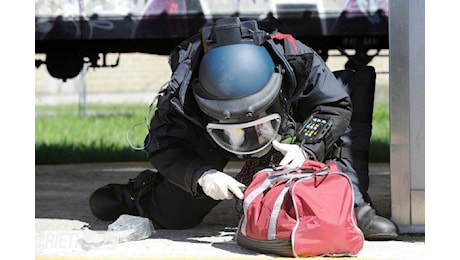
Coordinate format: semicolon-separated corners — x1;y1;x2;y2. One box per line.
240;171;277;236
268;181;291;240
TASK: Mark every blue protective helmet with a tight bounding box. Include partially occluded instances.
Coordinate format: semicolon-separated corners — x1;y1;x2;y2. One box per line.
193;43;282;123
192;17;286;158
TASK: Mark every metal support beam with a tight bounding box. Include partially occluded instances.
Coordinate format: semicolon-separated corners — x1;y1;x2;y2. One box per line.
389;0;425;233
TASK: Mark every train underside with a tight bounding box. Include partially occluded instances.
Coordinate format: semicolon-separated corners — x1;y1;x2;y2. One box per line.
35;0;389;81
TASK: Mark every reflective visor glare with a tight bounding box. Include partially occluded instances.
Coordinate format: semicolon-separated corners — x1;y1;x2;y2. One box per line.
206;114;281;155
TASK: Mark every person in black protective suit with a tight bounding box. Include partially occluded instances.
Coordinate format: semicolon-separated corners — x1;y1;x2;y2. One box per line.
89;17;398;241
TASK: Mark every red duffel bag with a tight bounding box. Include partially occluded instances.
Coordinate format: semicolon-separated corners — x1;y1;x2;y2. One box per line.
236;159;364;257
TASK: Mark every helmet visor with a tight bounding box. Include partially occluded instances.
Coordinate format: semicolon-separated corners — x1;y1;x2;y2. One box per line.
206;114;281;155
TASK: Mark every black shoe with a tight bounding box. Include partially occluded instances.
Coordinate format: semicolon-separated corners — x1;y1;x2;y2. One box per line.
355;203;399;241
89;170;160;221
89;183;138;221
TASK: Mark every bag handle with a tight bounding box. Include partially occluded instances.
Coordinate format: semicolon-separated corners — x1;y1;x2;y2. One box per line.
266;159;333;185
300;159;328;172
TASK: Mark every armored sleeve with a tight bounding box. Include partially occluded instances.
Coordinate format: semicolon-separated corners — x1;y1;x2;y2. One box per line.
290;43;352;161
144;94;228;196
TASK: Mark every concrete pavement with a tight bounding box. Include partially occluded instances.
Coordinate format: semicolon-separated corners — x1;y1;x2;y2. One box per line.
35;162;425;259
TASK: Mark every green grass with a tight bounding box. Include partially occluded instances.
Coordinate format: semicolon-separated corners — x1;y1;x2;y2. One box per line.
35;103;152;164
369;102;390;162
35;102;390;164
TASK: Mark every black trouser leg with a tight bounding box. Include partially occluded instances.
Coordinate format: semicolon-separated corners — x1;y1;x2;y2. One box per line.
335;158;365;207
139;175;220;229
347;66;376;204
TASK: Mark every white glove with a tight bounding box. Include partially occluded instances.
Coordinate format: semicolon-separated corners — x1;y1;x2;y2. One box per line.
197;169;246;200
272;140;307;168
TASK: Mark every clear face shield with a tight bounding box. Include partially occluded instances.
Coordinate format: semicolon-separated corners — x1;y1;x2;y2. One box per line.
206;113;281;156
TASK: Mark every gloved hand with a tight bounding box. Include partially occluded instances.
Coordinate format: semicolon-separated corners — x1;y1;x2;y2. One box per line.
272;140;307;168
197;169;246;200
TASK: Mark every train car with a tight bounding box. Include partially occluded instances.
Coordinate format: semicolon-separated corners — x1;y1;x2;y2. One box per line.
35;0;389;81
